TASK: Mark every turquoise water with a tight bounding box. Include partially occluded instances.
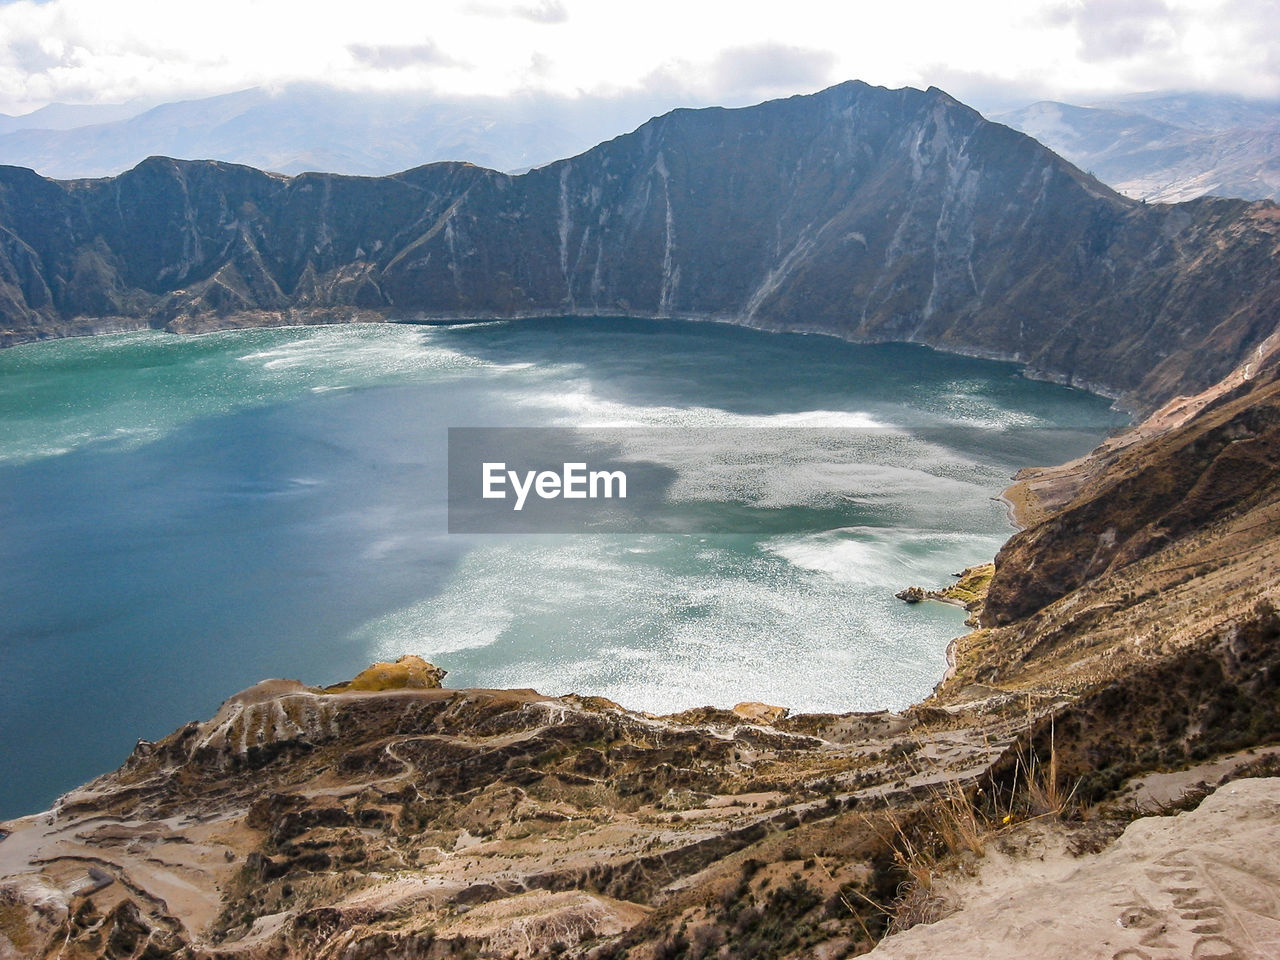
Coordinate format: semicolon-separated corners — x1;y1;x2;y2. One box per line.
0;318;1125;816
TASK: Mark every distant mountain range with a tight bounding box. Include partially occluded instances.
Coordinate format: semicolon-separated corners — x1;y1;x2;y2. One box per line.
0;85;682;179
997;91;1280;202
3;84;1278;207
0;98;155;135
2;81;1278;413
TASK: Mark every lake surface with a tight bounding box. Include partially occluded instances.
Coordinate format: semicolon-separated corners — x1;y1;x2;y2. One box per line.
0;318;1124;816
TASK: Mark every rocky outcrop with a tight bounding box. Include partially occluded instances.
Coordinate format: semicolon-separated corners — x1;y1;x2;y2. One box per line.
896;565;993;627
2;81;1279;410
326;653;447;692
730;701;790;724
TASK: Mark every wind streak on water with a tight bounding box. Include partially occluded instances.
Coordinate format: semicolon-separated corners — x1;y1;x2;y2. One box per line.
0;318;1125;817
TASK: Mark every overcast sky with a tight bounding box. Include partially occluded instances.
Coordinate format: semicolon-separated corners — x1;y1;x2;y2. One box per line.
0;0;1276;116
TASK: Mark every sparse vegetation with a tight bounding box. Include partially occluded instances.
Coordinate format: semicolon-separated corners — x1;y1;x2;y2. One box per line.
0;901;36;955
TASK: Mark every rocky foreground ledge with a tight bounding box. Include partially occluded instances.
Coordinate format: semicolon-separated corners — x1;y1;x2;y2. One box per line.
1;644;1278;959
0;657;1002;959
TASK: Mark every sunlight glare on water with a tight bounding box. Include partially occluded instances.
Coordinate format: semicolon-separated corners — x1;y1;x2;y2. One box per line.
0;318;1124;816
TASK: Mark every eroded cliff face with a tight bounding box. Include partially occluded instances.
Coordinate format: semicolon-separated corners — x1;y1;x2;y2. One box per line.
2;81;1279;410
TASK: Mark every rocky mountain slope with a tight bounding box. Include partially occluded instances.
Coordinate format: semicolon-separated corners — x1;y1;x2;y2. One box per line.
998;95;1280;203
2;80;1279;411
936;340;1280;791
1096;91;1280;133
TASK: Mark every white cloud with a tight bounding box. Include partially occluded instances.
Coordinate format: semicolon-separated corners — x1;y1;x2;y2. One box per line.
466;0;569;24
1048;0;1180;63
0;0;1274;116
637;43;838;107
1040;0;1280;98
709;44;839;102
347;42;463;72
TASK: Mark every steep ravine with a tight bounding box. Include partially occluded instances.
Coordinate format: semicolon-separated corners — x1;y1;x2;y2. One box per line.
2;80;1279;412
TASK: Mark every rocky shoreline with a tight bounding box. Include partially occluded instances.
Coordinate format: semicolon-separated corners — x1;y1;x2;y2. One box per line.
895;564;995;627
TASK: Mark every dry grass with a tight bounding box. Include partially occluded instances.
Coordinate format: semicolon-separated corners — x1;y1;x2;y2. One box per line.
915;778;989;858
1002;716;1082;822
936;563;996;607
865;720;1081;937
0;901;36;955
1016;738;1079;822
884;879;955;937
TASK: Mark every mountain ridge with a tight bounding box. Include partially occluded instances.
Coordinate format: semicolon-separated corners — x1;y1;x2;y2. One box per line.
2;80;1278;413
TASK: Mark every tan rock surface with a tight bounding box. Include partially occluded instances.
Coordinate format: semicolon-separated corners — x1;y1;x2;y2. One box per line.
327;653;447;691
870;778;1280;960
731;702;789;724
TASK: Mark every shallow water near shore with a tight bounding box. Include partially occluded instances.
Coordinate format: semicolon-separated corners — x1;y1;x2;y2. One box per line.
0;317;1125;817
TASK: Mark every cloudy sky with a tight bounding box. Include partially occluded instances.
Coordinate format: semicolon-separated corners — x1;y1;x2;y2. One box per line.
0;0;1276;115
